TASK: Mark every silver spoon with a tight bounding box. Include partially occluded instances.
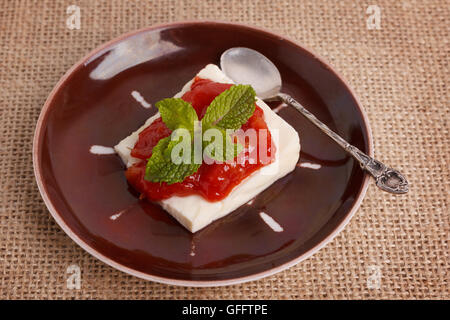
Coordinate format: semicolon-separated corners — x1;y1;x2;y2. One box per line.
220;47;408;194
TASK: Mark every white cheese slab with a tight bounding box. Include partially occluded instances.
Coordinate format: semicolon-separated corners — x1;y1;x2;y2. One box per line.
115;64;300;233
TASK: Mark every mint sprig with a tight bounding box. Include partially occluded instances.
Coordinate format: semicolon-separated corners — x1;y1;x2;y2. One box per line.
202;85;256;130
145;136;201;184
144;85;256;185
203;127;243;162
156;98;198;134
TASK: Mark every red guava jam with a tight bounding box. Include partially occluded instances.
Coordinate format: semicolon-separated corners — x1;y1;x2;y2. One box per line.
125;77;275;202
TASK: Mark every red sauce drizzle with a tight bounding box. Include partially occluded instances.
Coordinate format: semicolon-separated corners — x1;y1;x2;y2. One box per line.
125;77;275;202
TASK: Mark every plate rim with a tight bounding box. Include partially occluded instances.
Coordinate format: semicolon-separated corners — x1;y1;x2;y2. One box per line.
33;20;374;287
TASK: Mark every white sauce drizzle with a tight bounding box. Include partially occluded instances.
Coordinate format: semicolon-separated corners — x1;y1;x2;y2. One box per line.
109;204;137;221
131;90;151;108
259;212;284;232
89;145;116;155
190;241;196;257
109;212;123;220
272;103;288;113
297;162;322;170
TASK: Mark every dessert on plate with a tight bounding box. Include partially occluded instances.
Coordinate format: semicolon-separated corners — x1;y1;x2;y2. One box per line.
115;64;300;232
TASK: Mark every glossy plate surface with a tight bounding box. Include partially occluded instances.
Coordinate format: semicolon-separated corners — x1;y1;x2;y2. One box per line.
33;22;372;286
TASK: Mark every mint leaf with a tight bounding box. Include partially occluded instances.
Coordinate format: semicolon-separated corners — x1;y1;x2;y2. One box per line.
144;84;256;184
203;127;243;162
145;99;200;184
145;137;201;184
202;85;256;130
156;98;198;132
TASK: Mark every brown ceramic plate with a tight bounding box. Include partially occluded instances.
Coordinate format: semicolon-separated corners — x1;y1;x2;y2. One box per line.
33;21;372;286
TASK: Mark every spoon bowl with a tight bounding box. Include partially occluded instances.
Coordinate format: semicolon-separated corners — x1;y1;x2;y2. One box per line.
220;47;282;99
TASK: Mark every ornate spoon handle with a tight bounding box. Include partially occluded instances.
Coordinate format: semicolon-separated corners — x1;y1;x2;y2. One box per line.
277;93;408;194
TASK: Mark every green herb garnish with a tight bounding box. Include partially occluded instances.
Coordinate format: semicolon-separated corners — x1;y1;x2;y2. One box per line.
145;85;256;184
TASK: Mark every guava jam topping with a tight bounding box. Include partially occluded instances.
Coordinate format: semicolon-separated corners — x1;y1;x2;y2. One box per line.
125;77;275;202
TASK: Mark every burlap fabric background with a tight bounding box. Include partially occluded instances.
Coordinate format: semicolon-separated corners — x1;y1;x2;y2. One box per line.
0;0;448;299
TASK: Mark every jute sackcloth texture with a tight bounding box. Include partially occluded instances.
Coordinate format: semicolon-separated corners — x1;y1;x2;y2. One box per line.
0;0;448;299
